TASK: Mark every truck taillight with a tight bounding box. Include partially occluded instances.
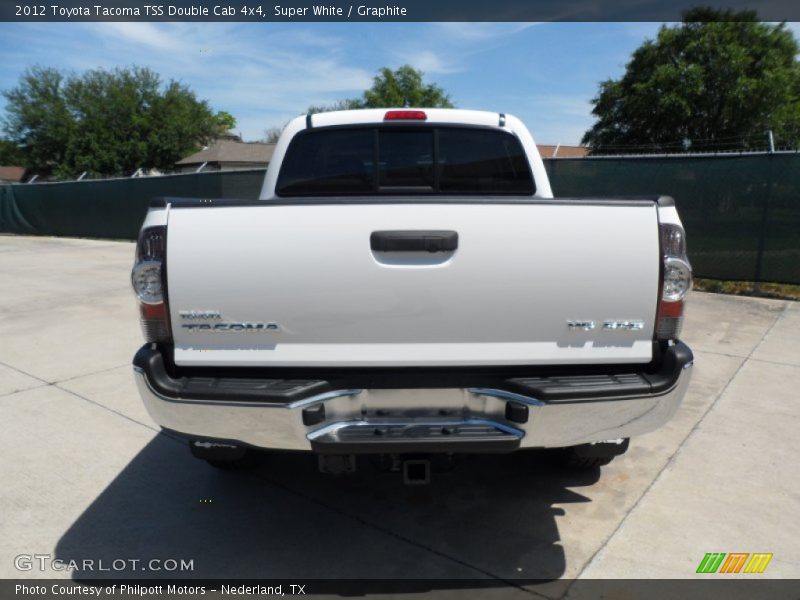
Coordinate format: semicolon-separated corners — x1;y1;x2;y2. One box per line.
132;225;171;343
656;223;692;340
384;110;427;121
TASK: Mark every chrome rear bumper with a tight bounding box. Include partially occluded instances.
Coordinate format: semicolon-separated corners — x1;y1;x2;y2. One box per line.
133;349;692;452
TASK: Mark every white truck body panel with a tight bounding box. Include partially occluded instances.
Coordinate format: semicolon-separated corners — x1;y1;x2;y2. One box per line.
132;108;695;458
166;201;660;367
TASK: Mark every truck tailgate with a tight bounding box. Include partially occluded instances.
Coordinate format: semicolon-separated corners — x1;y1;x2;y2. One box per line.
166;201;660;367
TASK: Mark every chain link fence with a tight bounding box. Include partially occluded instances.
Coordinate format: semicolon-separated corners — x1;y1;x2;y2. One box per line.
1;153;799;284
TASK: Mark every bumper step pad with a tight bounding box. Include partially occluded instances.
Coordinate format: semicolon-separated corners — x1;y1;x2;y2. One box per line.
508;372;650;401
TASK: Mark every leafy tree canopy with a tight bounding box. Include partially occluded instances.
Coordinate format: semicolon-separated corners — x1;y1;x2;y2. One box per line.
582;9;800;154
214;110;237;133
307;98;365;115
308;65;454;114
2;66;235;177
361;65;453;108
263;126;283;144
0;137;24;165
262;65;454;144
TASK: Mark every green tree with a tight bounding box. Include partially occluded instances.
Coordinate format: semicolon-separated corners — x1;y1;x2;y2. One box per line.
262;66;453;140
2;66;235;177
582;9;800;154
0;137;24;165
307;65;454;114
263;124;287;143
361;65;453;108
307;98;364;115
2;67;73;174
214;110;237;134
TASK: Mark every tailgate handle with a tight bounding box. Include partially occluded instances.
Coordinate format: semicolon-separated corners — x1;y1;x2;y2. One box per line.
370;230;458;253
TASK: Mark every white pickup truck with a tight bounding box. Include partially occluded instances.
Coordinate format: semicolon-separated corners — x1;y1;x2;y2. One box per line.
131;108;693;482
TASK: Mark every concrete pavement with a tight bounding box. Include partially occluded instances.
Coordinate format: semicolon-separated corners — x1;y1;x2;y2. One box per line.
0;235;798;595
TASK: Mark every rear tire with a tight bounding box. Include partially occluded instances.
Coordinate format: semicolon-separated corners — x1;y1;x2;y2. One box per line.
205;451;260;471
562;452;615;469
560;438;630;469
189;439;259;471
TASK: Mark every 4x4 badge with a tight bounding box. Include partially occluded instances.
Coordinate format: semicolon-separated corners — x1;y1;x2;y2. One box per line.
567;320;645;331
602;320;644;330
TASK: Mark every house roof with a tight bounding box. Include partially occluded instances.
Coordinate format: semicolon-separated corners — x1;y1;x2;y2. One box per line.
537;145;588;158
0;166;27;182
176;140;276;166
176;140;587;168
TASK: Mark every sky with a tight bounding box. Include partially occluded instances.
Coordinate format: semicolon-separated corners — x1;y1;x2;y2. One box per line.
1;21;798;145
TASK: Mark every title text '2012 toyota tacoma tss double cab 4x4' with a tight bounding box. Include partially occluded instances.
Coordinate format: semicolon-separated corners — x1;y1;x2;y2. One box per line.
131;109;693;483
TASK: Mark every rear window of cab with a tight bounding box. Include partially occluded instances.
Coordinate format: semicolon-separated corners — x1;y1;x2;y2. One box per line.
276;126;535;196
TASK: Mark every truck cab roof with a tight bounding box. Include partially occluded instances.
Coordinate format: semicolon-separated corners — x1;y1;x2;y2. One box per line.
305;108;509;128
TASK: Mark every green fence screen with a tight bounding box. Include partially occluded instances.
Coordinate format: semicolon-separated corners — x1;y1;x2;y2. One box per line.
0;169;265;240
1;154;799;284
545;154;800;285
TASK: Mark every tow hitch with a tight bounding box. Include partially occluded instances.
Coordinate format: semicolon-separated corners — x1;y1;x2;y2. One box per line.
402;458;431;485
318;453;441;485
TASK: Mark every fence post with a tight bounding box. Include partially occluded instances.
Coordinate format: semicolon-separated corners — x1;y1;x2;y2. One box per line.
752;152;774;293
547;157;556;194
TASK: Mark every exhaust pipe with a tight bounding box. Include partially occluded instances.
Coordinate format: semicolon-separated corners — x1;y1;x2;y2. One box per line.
318;454;357;475
402;459;431;485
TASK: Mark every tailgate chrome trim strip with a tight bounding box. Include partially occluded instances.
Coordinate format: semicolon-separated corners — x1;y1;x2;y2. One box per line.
306;418;525;441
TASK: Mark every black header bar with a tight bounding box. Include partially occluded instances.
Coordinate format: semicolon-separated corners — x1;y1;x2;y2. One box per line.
4;0;800;22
